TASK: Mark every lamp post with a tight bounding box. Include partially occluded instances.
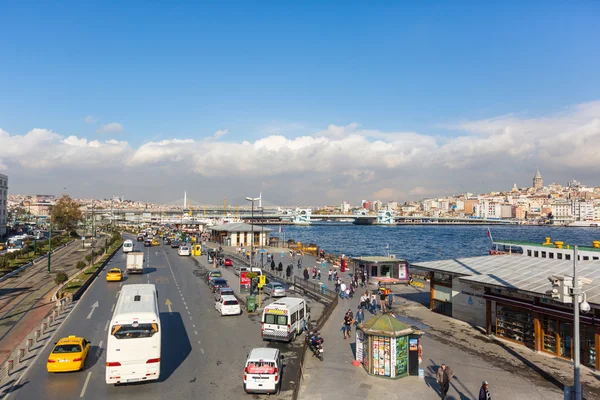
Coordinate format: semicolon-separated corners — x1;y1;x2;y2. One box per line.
245;196;260;267
47;205;53;274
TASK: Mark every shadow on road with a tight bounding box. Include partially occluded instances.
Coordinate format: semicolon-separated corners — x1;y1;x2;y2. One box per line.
158;312;191;382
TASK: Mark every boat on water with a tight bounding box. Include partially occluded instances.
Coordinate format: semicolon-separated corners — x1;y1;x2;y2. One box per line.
490;237;600;260
568;221;600;227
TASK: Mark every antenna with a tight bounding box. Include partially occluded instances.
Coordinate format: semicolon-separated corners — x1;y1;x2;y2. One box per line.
259;192;262;208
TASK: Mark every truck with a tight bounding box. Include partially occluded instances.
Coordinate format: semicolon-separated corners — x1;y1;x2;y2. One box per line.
126;252;144;274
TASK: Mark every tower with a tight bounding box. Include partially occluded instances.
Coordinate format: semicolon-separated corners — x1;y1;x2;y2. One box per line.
533;168;543;189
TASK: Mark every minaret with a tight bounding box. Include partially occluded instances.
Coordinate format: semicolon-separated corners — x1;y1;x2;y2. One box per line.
184;191;187;209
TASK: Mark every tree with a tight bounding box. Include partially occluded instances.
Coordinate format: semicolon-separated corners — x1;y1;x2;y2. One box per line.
55;272;69;285
51;195;83;231
76;261;87;270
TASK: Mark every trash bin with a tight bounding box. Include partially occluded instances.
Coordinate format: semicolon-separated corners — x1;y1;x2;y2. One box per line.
246;295;256;313
321;283;327;295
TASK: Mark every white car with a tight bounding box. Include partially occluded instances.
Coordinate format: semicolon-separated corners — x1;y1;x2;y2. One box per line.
178;246;190;256
215;295;241;316
122;240;134;253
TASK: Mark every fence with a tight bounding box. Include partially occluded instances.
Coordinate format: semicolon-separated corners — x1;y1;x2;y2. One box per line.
0;240;75;283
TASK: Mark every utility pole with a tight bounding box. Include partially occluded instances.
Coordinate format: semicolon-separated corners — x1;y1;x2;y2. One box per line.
573;245;582;400
47;208;52;274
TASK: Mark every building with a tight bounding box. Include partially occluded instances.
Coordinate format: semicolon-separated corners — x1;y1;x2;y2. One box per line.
412;255;600;371
0;174;7;237
550;200;573;224
473;199;502;219
387;201;398;211
371;200;383;212
208;222;271;247
340;201;351;214
573;200;595;221
500;204;514;219
533;168;543;189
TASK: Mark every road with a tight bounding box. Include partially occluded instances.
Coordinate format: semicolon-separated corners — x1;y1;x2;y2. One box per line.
0;240;93;365
6;238;301;400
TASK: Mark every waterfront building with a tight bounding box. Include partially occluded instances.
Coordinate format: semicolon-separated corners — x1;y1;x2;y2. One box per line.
462;199;478;215
473;199;501;219
573;200;595;221
351;256;409;285
550;200;573;224
387;201;398;211
0;174;7;237
533;168;544;189
411;254;600;371
207;222;271;247
340;201;351;214
371;200;383;212
500;204;514;219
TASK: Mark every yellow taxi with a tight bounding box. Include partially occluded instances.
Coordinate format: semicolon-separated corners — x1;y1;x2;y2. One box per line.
151;238;160;246
106;268;122;282
47;335;90;372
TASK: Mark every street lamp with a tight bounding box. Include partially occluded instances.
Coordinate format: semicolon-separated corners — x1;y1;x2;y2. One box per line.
47;204;54;274
245;196;260;267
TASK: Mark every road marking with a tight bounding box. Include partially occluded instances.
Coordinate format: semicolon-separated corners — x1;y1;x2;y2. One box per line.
80;371;92;398
96;340;103;358
119;282;123;288
87;301;99;320
183;301;187;306
192;324;196;328
104;320;110;331
115;291;120;298
165;299;173;313
200;348;204;354
198;340;201;344
194;331;198;335
189;316;192;320
185;305;188;310
111;303;115;312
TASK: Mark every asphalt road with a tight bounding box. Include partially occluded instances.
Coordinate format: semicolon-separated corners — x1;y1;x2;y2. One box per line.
7;238;301;400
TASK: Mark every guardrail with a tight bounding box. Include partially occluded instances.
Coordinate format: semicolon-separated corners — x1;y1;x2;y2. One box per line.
0;240;76;283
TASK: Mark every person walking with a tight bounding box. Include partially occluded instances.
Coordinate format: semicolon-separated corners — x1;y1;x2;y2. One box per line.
333;271;338;282
340;282;347;299
436;364;453;400
370;292;378;314
388;291;394;309
303;267;310;281
328;269;333;281
317;270;321;280
278;261;283;274
297;258;301;269
341;313;353;339
271;259;276;272
478;381;491;400
359;293;367;310
379;289;388;313
335;279;340;294
355;307;364;327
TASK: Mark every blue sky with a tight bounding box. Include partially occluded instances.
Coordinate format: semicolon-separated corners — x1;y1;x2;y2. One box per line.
1;1;600;204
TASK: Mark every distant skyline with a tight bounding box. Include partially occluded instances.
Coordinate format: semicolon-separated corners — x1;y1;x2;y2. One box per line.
1;2;600;205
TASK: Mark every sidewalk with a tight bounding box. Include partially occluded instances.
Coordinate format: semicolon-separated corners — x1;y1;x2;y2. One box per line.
298;281;569;400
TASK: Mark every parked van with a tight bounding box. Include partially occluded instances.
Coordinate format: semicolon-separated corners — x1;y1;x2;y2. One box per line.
215;295;241;316
261;297;310;342
243;348;283;395
123;240;134;253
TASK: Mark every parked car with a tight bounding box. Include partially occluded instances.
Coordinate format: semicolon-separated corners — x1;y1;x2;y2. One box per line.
215;287;235;301
224;258;233;267
215;295;241;316
262;282;287;297
205;269;223;284
243;348;283;394
209;278;228;293
178;246;190;256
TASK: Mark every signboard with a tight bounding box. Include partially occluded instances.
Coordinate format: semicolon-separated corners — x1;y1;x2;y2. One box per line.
240;271;251;286
398;264;407;280
355;330;364;363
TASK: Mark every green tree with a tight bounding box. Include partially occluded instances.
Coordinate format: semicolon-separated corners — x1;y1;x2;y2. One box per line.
51;195;83;231
55;272;68;285
75;261;87;270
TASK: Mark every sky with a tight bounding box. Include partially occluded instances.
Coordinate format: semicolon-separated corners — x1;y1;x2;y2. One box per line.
1;1;600;206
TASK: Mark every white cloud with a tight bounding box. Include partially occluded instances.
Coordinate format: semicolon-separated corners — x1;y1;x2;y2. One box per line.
3;101;600;204
213;129;228;139
96;122;124;134
83;115;97;124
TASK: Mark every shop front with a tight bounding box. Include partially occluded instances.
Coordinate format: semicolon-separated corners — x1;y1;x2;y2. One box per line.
352;256;410;285
429;271;453;317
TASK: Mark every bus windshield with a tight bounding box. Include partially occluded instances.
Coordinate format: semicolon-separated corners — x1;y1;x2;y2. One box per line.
111;323;159;339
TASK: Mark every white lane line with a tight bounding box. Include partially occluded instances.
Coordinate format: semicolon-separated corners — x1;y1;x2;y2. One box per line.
119;282;123;288
189;316;192;320
80;371;92;398
115;291;119;298
185;305;188;310
187;310;191;315
111;303;115;312
104;320;110;331
96;340;104;358
192;324;196;328
183;301;187;306
200;348;205;354
194;331;198;335
198;340;201;344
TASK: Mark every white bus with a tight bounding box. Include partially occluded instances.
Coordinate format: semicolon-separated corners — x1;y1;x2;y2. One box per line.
261;297;310;342
106;284;161;385
122;240;134;253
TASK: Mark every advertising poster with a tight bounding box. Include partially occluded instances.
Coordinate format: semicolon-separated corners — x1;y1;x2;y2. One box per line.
355;330;364;363
372;337;379;373
240;271;251;286
390;337;397;377
396;336;408;376
384;337;391;376
398;264;407;280
378;336;385;376
409;338;418;351
363;335;370;372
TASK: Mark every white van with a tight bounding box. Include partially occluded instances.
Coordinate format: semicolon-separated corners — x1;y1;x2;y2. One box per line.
215;295;241;316
261;297;310;342
123;240;134;253
243;348;283;395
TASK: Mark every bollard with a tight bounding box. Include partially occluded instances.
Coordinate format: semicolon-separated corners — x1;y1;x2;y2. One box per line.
42;322;48;333
7;360;14;374
36;329;41;342
48;315;53;326
53;309;59;318
18;348;25;362
27;338;33;351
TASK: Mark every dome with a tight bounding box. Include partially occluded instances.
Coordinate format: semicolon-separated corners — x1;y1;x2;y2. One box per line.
358;313;413;337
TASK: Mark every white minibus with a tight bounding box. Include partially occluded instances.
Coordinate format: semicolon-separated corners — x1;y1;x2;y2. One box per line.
106;284;161;384
122;240;134;253
261;297;310;342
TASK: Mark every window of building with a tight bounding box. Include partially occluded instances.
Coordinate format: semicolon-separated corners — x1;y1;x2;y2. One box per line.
496;305;534;349
541;251;546;258
527;250;532;256
549;253;554;259
566;254;571;260
534;251;539;257
558;253;563;260
583;256;589;261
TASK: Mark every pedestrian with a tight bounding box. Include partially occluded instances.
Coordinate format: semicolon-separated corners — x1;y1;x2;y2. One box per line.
359;294;367;310
436;364;453;400
345;287;350;300
360;272;365;287
304;268;310;281
281;250;285;258
341;313;353;339
478;381;491;400
335;279;340;294
278;262;283;273
271;259;276;272
355;307;364;327
321;259;326;269
349;283;355;298
317;270;321;280
328;269;333;281
379;289;388;313
333;271;338;281
312;267;317;279
340;282;347;299
370;292;378;314
297;258;301;269
388;291;394;309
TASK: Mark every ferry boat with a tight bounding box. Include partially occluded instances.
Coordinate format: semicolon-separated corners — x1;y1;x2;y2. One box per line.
491;237;600;261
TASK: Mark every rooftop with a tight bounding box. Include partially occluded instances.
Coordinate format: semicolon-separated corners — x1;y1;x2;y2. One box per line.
359;313;413;337
494;239;600;253
412;255;600;305
352;256;407;263
208;222;272;233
